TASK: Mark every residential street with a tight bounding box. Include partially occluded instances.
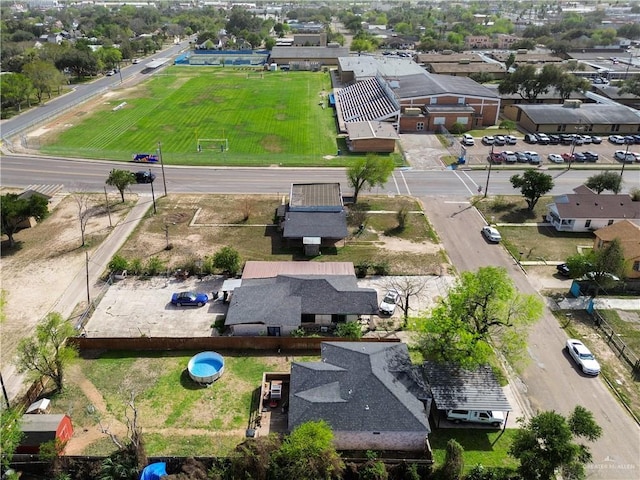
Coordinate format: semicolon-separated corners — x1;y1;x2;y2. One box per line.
422;196;640;478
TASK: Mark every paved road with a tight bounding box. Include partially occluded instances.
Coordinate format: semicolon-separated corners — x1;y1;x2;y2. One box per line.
0;40;191;142
1;154;638;197
423;196;640;479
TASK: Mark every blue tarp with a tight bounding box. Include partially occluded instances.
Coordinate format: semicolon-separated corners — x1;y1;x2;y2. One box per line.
139;462;167;480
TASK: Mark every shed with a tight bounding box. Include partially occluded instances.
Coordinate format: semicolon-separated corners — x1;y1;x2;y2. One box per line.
17;414;73;454
25;398;51;414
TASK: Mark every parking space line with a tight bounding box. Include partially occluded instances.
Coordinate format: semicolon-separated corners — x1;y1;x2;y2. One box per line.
398;170;412;196
453;170;475;195
391;172;401;195
461;170;479;189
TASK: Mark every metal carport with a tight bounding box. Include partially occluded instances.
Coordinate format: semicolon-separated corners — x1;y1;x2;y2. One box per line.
423;362;512;428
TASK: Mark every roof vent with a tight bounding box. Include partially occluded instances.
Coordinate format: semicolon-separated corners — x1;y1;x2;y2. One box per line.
365;404;370;410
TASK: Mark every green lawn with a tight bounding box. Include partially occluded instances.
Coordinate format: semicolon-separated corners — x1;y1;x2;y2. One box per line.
499;225;594;263
40;68;380;167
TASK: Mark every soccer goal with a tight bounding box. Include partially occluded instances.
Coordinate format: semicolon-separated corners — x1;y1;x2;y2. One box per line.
197;138;229;152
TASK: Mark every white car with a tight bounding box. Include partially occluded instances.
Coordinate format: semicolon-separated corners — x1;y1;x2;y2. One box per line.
500;151;517;163
609;135;626;145
566;339;601;375
461;134;475;146
482;136;495;145
614;150;635;163
379;289;400;316
481;225;502;243
548;153;563;163
524;151;540;163
505;135;518;145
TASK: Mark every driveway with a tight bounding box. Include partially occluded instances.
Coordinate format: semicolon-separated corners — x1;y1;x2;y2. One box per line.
84;276;227;337
421;196;640;478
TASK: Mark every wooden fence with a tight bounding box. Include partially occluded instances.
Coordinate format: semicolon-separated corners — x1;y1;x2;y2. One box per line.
68;335;400;353
593;310;640;373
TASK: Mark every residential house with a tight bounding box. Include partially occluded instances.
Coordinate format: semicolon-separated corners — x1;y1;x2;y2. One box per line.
223;263;378;336
546;185;640;232
278;183;349;255
289;341;433;453
593;220;640;278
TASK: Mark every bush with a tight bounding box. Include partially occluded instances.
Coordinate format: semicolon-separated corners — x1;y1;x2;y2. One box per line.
213;246;241;276
335;322;362;339
128;258;143;275
631;188;640;201
355;260;371;278
396;206;409;232
372;261;390;276
145;256;166;276
108;255;128;273
450;122;466;135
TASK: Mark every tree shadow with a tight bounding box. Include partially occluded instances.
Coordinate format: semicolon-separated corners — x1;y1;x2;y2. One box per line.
0;239;23;257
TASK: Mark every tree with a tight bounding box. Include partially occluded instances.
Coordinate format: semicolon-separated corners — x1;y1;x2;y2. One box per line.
505;52;516;71
585;172;623;194
106;169;136;202
509;406;602;480
17;312;78;392
499;119;516;133
212;246;241;276
618;74;640;97
72;192;101;246
271;420;344;480
566;238;626;294
347;155;395;203
384;276;428;326
498;65;550;102
229;435;282;480
335;321;362;339
0;73;34;111
510;170;554;212
441;439;464;480
350;38;375;53
22;60;64;103
0;408;24;475
1;193;50;247
55;48;99;79
417;267;543;369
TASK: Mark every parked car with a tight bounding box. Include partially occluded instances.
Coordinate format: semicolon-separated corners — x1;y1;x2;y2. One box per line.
632;152;640;162
580;135;592;144
461;134;475;146
524;134;538;144
505;135;518;145
609;135;626;145
548;134;560;145
488;152;503;163
632;134;640;144
481;225;502;243
171;291;209;307
585;272;620;282
106;70;115;76
572;135;584;145
623;135;636;145
556;263;570;276
583;151;599;162
524;151;540;164
566;338;601;375
561;152;575;162
379;289;400;316
446;409;505;427
515;151;529;163
535;133;550;145
500;150;517;163
132;58;141;64
560;134;575;145
548;153;564;163
614;150;635;163
135;171;156;184
493;135;506;146
573;152;586;162
590;135;602;144
482;135;495;145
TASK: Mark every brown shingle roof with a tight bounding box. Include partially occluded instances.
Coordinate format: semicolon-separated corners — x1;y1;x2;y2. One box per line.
552;186;640;220
594;220;640;260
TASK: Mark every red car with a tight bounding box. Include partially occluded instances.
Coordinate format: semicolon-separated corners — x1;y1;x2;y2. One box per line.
488;152;503;163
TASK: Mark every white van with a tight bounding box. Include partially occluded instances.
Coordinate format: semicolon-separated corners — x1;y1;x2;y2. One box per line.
446;409;505;427
461;134;475;146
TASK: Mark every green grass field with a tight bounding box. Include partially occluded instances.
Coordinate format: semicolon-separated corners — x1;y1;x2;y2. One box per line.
41;68;357;167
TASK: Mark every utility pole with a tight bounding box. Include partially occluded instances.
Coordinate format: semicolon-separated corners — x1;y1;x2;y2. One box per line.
150;169;157;214
157;142;168;197
85;250;90;306
484;145;494;198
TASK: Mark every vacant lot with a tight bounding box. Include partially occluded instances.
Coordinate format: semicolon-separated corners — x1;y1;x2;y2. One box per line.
115;194;444;276
37;69;344;166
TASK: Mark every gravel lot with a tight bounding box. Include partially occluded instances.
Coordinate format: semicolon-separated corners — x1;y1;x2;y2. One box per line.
84;275;456;338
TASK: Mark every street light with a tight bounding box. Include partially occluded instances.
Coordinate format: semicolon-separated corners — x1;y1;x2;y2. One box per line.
620;142;631;177
157;141;168;197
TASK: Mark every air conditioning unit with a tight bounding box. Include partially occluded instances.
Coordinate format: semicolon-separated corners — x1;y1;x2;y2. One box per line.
320;326;329;333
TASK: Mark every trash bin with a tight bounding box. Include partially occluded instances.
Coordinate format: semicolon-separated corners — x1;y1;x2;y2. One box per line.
337;150;341;156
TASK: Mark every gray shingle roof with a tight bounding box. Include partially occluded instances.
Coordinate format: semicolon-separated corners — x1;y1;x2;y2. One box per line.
422;363;512;411
391;72;499;100
225;276;378;326
289;342;432;433
514;103;640;125
283;211;348;239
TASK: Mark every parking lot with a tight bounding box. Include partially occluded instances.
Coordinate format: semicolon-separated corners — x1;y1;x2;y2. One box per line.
460;134;640;167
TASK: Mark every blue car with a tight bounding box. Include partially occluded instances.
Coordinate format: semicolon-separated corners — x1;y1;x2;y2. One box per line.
171;291;209;307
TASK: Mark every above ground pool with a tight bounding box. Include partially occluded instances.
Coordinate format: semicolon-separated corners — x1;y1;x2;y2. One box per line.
188;351;225;384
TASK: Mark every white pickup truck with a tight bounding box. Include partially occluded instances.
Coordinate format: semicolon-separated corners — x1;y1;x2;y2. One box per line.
446;409;505;427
